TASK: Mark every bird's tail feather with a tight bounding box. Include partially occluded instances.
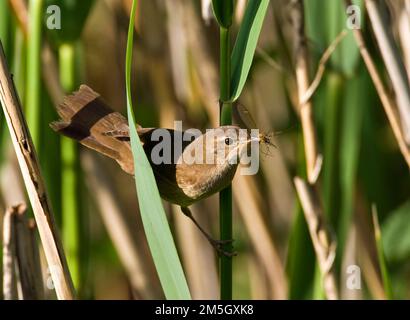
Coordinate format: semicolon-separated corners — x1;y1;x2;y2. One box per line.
50;85;135;175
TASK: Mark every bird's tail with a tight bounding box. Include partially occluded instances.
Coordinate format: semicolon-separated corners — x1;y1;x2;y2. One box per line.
50;85;135;175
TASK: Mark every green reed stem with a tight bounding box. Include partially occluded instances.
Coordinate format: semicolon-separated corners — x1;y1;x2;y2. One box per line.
12;29;26;102
0;0;11;165
59;42;81;290
26;0;43;150
219;26;233;300
0;0;10;55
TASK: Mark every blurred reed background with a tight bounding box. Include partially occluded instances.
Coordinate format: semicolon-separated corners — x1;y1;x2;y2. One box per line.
0;0;410;300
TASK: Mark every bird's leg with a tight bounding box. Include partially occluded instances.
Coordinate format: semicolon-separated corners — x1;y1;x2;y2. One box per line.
181;207;236;257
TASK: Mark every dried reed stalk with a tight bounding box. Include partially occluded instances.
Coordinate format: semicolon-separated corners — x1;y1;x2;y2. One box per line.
8;0;64;105
390;0;410;84
354;194;386;299
173;205;219;299
14;205;44;299
294;177;338;300
291;0;321;184
365;0;410;144
344;0;410;168
184;0;220;127
300;30;348;105
0;41;75;299
233;175;288;299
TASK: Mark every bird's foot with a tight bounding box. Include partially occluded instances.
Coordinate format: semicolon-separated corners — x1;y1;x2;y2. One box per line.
208;238;237;258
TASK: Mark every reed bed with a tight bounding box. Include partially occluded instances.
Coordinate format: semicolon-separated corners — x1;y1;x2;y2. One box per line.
0;0;409;300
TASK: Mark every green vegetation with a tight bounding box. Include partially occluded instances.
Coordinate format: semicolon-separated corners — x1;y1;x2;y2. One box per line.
0;0;409;300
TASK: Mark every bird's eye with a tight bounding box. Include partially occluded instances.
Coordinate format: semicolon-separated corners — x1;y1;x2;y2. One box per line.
225;137;233;145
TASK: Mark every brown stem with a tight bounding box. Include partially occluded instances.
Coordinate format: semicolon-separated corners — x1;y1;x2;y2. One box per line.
294;177;339;300
365;0;410;144
291;0;321;184
0;41;75;299
345;0;410;168
14;205;44;299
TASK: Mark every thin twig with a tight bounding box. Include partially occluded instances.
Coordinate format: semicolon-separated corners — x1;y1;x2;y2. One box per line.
294;177;338;300
2;205;19;300
365;0;410;144
291;0;322;184
394;0;410;85
300;30;348;104
0;41;75;299
344;0;410;168
256;46;285;73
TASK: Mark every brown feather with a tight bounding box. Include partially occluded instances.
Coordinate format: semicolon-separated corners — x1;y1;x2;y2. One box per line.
50;85;136;174
51;85;246;208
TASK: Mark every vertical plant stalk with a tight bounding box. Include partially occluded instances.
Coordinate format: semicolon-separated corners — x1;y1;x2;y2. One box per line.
28;219;45;298
396;1;410;84
59;42;81;290
25;0;43;149
0;41;75;299
2;205;19;300
365;0;410;144
354;206;386;299
14;204;44;299
294;177;338;300
0;0;10;53
233;176;288;299
291;0;322;184
8;0;64;106
82;152;161;299
184;0;219;126
371;205;393;299
219;26;233;300
9;0;29;34
344;0;410;168
125;0;191;299
323;75;343;228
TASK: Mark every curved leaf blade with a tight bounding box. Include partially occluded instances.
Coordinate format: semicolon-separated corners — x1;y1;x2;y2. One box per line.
125;0;191;300
230;0;269;101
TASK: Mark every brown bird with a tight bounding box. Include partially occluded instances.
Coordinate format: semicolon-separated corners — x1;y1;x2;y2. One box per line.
50;85;260;256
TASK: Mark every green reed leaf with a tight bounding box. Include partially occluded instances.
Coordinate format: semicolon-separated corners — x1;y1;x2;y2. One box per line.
211;0;234;28
230;0;269;101
125;0;191;300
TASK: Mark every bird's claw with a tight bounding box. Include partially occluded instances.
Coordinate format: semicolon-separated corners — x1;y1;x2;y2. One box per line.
209;239;237;257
